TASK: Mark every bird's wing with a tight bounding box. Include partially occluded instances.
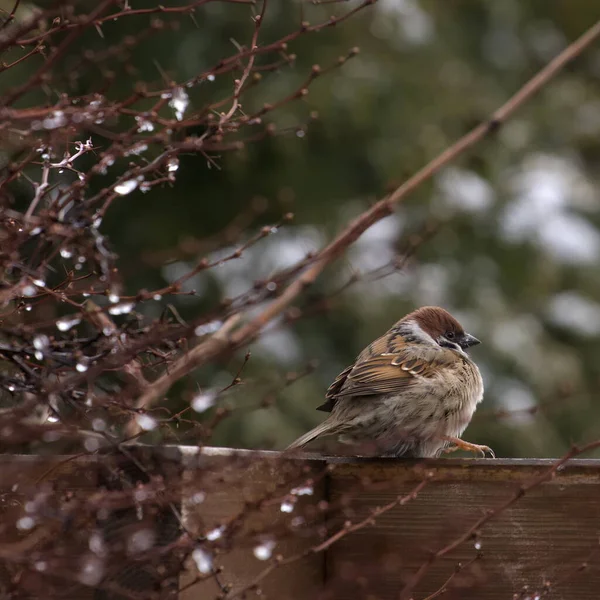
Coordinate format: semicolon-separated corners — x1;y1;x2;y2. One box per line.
317;331;458;412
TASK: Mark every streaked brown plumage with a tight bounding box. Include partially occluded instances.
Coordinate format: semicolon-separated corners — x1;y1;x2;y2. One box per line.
287;306;493;458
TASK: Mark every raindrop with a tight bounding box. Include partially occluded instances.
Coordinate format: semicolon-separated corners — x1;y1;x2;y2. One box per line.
89;532;105;556
127;529;155;554
33;335;49;352
34;561;47;572
57;316;81;332
190;491;206;505
22;285;37;297
136;414;157;431
32;278;45;288
78;556;104;586
84;437;100;452
253;540;276;561
207;74;215;82
169;87;189;121
153;294;162;301
192;547;212;574
135;116;154;132
114;178;140;196
92;418;106;432
43;110;67;130
194;321;222;336
206;526;224;541
280;500;295;513
291;485;313;496
474;541;482;550
192;390;216;413
108;293;120;304
60;248;73;259
108;302;135;315
134;489;149;502
76;361;89;373
17;516;35;530
125;143;148;156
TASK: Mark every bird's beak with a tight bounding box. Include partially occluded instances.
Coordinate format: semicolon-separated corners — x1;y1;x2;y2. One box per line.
459;333;480;349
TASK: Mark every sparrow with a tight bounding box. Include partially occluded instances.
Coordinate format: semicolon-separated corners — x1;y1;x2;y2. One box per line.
287;306;493;458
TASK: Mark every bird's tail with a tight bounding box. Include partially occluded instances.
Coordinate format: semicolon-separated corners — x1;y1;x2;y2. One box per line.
286;420;337;450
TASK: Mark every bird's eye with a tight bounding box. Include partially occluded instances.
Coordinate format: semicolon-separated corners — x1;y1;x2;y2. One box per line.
446;331;455;339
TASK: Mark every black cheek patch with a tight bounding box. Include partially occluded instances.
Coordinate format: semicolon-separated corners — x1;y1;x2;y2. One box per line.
438;338;460;351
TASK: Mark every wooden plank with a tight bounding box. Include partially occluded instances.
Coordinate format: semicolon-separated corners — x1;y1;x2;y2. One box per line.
179;448;326;600
0;450;182;600
94;447;183;600
180;452;600;599
0;455;99;600
326;458;600;600
2;449;600;599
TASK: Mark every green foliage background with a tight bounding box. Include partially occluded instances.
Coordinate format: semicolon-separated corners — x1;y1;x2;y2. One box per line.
6;0;600;457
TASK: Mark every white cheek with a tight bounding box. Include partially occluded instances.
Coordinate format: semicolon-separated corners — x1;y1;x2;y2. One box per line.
408;321;438;345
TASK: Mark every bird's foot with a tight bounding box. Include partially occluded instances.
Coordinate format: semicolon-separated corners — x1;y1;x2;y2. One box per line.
442;436;495;458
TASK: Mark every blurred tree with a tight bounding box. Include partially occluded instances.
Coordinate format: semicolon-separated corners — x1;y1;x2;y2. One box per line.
4;0;600;458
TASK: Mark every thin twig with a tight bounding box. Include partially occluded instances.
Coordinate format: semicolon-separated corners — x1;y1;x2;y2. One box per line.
132;314;241;415
399;438;600;600
130;17;600;410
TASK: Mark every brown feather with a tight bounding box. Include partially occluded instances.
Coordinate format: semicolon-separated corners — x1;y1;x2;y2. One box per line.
400;306;464;340
319;307;468;412
293;306;485;457
334;349;456;398
320;325;460;410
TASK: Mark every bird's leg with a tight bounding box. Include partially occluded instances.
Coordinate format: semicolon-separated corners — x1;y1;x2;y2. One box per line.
441;436;495;458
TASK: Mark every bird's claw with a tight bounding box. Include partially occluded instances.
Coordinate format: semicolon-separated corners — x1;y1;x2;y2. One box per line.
473;444;495;458
443;438;495;458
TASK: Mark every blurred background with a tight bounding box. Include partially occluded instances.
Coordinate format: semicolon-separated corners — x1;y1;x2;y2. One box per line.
5;0;600;458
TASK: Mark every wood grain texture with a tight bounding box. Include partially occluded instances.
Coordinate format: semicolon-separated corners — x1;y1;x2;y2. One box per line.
0;455;99;599
181;452;600;600
1;449;600;599
326;459;600;600
179;448;326;600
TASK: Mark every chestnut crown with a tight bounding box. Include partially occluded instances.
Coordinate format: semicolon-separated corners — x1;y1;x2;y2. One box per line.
403;306;480;350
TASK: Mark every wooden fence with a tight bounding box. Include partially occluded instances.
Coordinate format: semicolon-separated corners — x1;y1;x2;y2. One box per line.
1;447;599;599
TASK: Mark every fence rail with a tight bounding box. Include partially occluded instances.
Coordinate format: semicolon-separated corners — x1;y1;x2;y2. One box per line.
1;448;599;599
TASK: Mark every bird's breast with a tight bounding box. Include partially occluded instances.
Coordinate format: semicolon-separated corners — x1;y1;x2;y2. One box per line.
441;359;483;435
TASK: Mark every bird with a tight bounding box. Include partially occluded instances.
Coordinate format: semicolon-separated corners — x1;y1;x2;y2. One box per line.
287;306;493;458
